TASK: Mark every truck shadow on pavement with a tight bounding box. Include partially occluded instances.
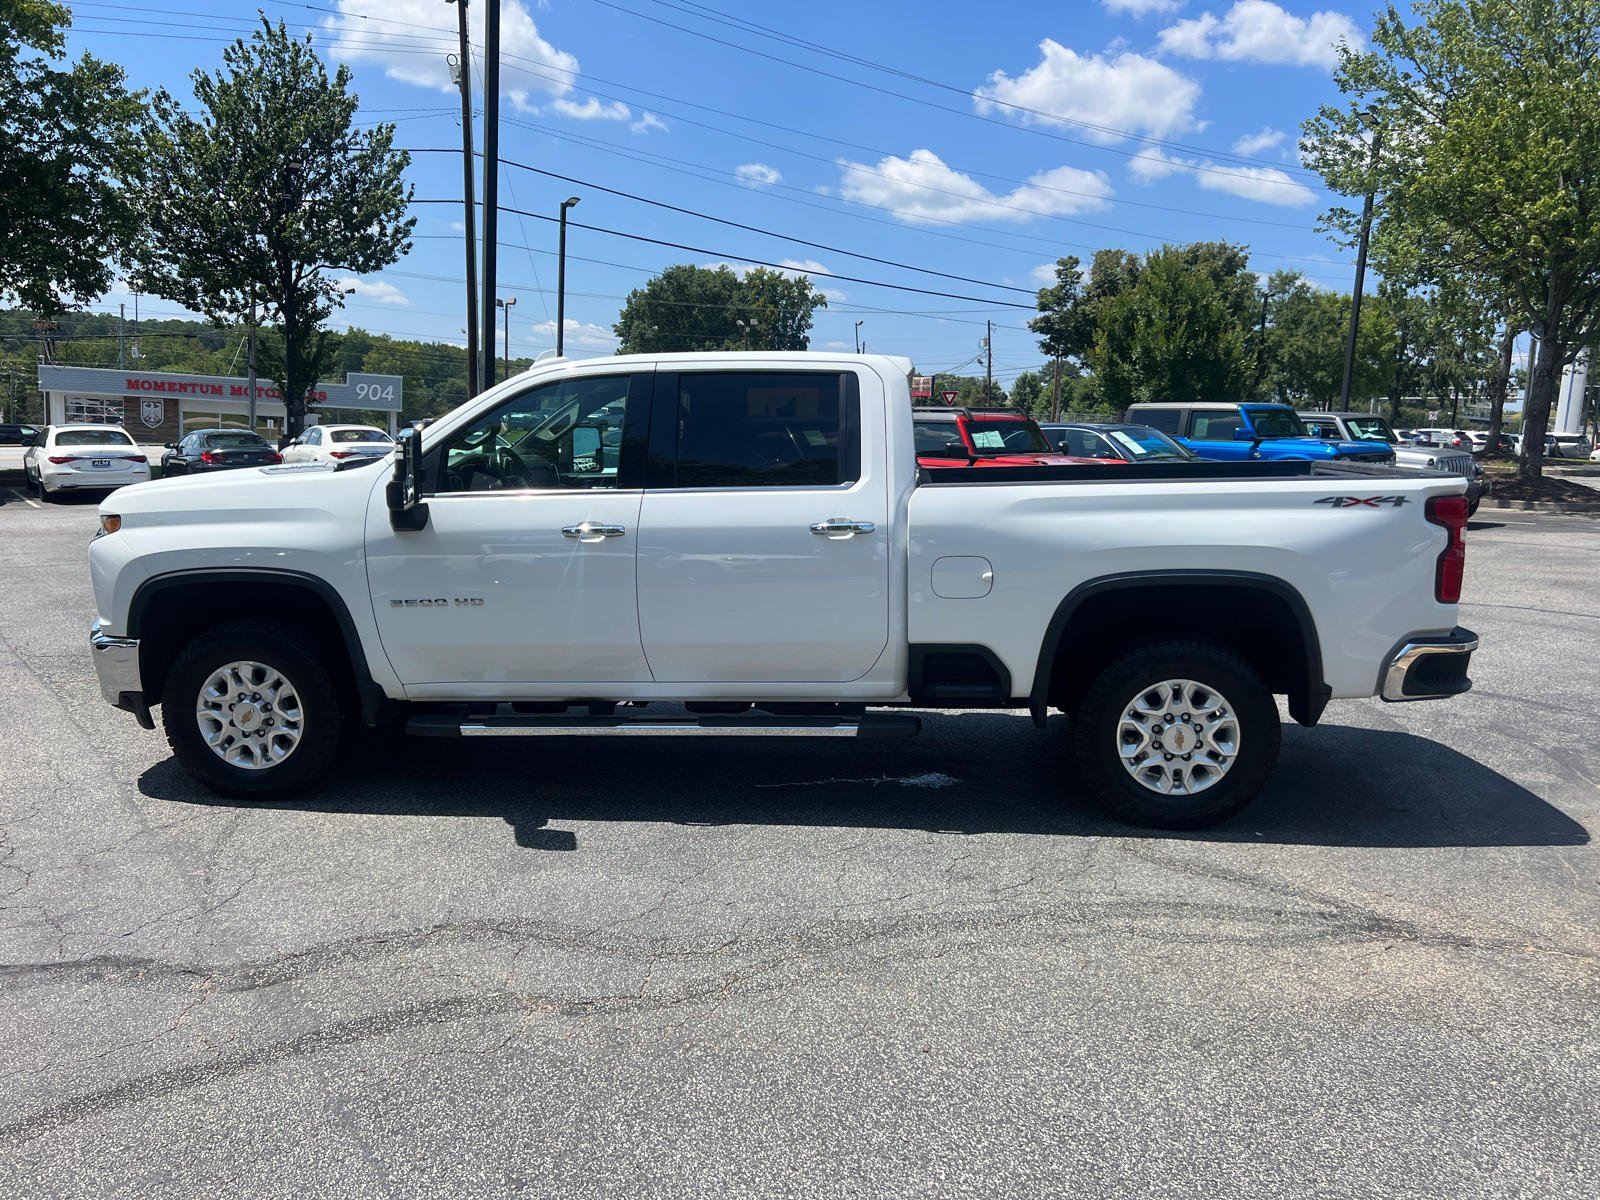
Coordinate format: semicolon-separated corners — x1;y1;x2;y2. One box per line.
138;711;1590;851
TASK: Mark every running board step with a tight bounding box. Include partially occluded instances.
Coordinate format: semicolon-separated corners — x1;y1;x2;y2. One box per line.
406;712;922;739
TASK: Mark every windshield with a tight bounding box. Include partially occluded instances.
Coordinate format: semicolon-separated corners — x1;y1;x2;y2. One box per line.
1105;426;1195;459
332;428;392;443
1342;416;1398;443
56;428;134;447
965;418;1050;455
204;432;267;448
1246;407;1309;438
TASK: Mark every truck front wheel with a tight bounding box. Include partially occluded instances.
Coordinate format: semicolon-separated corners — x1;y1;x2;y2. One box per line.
162;620;345;800
1071;639;1280;829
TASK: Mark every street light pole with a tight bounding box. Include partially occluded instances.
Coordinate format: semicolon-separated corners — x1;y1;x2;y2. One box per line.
497;295;516;381
984;320;993;402
557;196;580;357
854;320;863;353
280;159;304;439
1340;111;1382;411
118;303;125;369
445;0;478;397
480;0;500;392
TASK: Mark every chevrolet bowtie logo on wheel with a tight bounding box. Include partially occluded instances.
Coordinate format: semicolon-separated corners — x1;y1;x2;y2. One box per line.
1314;496;1411;508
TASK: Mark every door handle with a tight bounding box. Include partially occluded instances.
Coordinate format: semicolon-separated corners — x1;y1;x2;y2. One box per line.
810;519;875;537
561;522;627;542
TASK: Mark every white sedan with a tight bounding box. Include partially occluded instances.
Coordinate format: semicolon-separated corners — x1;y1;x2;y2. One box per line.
281;424;394;464
24;424;151;500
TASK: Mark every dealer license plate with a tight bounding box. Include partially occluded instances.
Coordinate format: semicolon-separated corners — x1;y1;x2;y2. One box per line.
90;459;112;468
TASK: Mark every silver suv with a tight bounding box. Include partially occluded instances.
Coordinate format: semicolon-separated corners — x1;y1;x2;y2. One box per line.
1303;412;1491;515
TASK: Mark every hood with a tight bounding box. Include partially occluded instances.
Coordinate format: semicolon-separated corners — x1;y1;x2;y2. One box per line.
98;453;392;523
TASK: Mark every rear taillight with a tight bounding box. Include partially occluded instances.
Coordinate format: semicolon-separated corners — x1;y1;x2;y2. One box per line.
264;451;283;463
200;450;217;464
47;455;78;464
119;454;147;463
1425;494;1468;603
329;450;361;459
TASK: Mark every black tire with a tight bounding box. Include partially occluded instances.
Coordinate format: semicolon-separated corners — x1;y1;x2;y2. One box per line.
1071;639;1280;830
35;472;52;502
161;620;345;800
1466;497;1480;518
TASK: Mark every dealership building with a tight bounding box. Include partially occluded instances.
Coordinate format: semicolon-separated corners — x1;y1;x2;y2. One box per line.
36;364;404;443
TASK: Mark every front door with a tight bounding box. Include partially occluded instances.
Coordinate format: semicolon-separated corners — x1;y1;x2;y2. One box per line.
635;368;889;683
366;372;655;686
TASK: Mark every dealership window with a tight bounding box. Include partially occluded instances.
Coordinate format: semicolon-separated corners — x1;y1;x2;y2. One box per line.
66;396;124;425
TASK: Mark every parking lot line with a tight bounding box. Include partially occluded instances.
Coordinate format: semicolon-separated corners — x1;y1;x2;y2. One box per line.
2;486;41;509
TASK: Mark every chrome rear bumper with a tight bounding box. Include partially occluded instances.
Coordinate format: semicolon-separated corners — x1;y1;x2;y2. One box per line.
1381;627;1478;702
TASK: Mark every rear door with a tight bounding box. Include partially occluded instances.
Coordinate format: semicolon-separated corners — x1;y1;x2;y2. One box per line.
1178;407;1252;460
634;367;889;683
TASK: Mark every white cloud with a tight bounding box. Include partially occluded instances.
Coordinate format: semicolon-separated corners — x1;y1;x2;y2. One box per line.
323;0;578;112
630;112;668;134
735;162;783;187
836;149;1114;226
1158;2;1362;68
530;318;617;349
336;277;410;306
1031;263;1059;285
973;40;1201;143
552;97;630;121
1103;0;1185;14
1231;126;1286;156
700;258;849;302
1129;146;1315;205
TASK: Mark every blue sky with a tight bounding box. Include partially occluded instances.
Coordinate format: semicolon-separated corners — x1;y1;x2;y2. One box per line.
66;0;1373;384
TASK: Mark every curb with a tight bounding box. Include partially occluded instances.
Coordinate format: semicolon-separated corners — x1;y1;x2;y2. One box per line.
1478;497;1600;514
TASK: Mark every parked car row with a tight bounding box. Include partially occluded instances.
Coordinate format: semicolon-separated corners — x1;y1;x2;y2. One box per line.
16;423;394;498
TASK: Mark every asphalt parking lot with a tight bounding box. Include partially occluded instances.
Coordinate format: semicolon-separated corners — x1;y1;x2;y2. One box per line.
0;486;1596;1200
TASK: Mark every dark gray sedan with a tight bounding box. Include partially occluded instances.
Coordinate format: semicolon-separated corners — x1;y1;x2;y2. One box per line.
160;429;282;476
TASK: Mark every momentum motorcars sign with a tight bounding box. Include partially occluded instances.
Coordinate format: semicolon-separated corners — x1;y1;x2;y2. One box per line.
37;365;404;411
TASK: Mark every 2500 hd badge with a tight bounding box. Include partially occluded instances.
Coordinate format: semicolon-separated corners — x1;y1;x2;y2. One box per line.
391;598;485;608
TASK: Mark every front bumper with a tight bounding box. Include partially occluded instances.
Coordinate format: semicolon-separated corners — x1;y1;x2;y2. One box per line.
1381;627;1478;702
90;619;152;728
1466;476;1492;500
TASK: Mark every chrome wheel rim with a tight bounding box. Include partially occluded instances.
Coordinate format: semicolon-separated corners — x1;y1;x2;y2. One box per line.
195;660;304;770
1117;678;1239;796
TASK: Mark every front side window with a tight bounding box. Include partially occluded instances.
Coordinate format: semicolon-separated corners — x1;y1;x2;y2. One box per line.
433;374;635;493
663;371;856;488
1058;428;1118;458
56;428;134;447
1189;410;1245;440
965;418;1049;454
1245;407;1309;438
305;428;322;446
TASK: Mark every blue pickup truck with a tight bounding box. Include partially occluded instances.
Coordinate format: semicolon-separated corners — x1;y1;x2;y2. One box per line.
1124;402;1396;464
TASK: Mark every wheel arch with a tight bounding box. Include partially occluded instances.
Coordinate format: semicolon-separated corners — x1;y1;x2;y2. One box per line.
1029;570;1330;730
128;569;387;725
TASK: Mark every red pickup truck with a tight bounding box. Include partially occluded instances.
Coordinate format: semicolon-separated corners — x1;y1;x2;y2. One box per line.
912;406;1103;468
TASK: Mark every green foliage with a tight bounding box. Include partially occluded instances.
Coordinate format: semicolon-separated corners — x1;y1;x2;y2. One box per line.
0;0;146;313
1091;245;1251;407
928;373;1006;406
1008;371;1044;416
129;19;414;434
1261;270;1395;407
1029;249;1140;366
613;264;827;353
1301;0;1600;475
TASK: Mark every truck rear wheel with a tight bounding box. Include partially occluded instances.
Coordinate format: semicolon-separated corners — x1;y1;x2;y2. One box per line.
1071;639;1280;830
161;620;344;800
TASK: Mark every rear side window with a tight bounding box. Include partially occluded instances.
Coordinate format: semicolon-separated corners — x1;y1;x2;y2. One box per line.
913;419;960;455
56;428;134;446
1059;428;1116;458
653;371;860;489
1189;410;1245;440
1130;408;1181;435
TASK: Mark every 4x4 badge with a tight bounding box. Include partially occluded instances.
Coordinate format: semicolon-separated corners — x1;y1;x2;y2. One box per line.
1314;496;1409;508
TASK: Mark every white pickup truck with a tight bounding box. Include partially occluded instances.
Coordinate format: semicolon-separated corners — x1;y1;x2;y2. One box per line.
87;353;1478;829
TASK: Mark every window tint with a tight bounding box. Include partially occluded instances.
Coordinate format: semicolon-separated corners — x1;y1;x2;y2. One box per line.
1189;410;1245;440
56;428;134;447
1246;407;1308;437
664;371;856;489
332;427;391;443
914;419;961;455
1130;407;1181;434
1058;428;1116;458
434;374;636;493
1303;420;1341;439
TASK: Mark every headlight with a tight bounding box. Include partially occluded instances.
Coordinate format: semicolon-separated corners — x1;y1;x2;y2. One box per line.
99;514;121;536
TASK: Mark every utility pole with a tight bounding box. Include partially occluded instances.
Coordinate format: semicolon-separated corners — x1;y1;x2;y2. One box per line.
1340;111;1382;410
984;320;993;402
279;160;304;439
497;296;516;381
246;300;259;434
480;0;501;390
1253;288;1270;391
557;195;579;357
446;0;479;398
118;303;126;369
1050;354;1062;421
854;320;863;353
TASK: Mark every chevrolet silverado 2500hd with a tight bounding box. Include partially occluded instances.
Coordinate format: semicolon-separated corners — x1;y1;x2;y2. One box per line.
88;353;1478;829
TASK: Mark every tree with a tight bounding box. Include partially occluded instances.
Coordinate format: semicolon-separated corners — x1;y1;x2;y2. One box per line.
129;19;414;437
1302;0;1600;478
0;0;145;314
1009;370;1045;416
1091;244;1250;407
1029;249;1140;371
1261;270;1397;408
613;264;827;354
